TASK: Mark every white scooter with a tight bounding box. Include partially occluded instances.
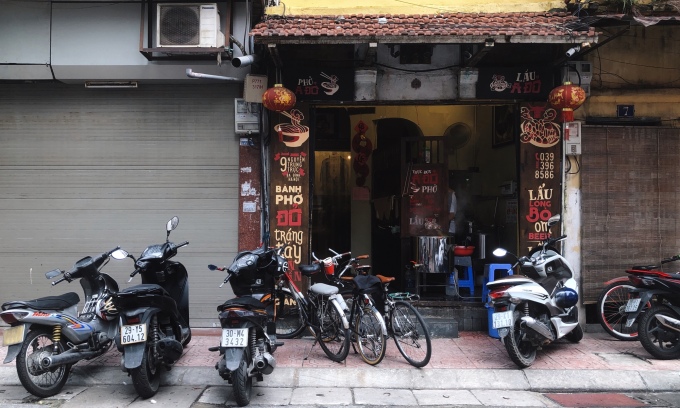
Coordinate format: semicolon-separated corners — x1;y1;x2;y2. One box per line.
487;214;583;368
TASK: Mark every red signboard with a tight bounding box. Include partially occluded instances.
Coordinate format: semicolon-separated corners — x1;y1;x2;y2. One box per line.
269;104;311;291
518;102;563;253
404;164;448;237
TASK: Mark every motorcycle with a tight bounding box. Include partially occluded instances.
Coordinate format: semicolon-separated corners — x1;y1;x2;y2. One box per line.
207;244;287;407
487;214;583;368
620;255;680;359
111;216;191;398
596;256;680;341
0;246;128;398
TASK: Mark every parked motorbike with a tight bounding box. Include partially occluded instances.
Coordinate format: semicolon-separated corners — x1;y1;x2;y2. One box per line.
596;256;680;341
0;246;128;397
111;216;191;398
207;244;287;407
487;214;583;368
620;255;680;359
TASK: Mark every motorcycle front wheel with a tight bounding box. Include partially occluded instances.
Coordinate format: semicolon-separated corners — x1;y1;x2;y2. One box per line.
638;305;680;360
503;312;537;368
232;348;253;407
16;328;71;398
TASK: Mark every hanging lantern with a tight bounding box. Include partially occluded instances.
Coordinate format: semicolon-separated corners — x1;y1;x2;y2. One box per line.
548;81;587;122
262;84;296;112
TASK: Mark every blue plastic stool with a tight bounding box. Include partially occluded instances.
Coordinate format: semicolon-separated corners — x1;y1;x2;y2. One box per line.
482;263;513;303
454;256;474;296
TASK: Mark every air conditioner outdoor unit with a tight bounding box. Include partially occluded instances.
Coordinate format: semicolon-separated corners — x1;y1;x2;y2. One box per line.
157;3;225;48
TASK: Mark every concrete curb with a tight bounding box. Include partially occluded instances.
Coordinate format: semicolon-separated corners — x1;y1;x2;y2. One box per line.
3;366;680;393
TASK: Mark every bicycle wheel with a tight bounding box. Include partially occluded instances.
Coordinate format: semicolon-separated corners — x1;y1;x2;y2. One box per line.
316;297;350;362
264;288;305;339
355;305;387;365
390;301;432;367
597;281;642;341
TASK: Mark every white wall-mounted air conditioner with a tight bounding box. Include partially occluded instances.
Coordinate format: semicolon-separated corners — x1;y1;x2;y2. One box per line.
157;3;225;48
562;61;592;96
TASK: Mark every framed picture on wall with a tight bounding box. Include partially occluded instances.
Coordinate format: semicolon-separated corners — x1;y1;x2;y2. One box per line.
492;105;516;148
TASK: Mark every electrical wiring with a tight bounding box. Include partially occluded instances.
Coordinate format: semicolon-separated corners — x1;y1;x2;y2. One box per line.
565;155;581;175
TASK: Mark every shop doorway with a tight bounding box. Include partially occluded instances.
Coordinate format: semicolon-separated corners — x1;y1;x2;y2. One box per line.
371;118;425;290
311;108;352;257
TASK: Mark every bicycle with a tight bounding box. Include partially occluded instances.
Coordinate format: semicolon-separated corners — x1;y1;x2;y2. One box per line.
261;256;351;362
317;250;388;366
374;270;432;368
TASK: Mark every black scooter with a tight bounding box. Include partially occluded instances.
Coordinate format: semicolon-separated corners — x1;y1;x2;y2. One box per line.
208;244;287;407
111;216;191;398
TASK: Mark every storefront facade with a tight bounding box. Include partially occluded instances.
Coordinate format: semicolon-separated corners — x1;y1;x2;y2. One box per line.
248;4;598;304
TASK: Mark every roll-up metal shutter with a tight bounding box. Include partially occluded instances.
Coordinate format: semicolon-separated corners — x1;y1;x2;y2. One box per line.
581;126;680;304
0;82;241;327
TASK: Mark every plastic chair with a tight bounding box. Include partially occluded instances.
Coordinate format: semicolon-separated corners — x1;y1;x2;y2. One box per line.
454;256;474;296
482;263;513;303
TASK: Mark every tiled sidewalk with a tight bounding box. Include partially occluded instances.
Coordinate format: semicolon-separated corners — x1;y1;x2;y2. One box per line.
4;329;678;372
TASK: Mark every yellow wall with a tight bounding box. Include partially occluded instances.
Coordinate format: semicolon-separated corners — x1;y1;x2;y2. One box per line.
266;0;567;15
576;25;680;127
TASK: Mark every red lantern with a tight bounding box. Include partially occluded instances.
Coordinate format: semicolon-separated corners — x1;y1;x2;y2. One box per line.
548;81;587;122
262;84;296;112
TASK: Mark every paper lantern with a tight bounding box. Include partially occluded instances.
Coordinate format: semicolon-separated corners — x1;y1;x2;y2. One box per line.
548;81;586;122
262;84;296;112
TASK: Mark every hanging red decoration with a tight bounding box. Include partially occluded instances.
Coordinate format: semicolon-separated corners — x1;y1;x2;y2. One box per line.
262;84;296;112
548;81;587;122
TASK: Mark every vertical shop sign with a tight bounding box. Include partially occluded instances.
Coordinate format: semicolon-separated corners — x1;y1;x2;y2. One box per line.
405;164;447;237
269;104;310;289
518;102;562;253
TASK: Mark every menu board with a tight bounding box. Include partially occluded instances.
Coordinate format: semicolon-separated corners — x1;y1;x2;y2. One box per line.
404;164;448;237
518;102;563;253
269;104;311;290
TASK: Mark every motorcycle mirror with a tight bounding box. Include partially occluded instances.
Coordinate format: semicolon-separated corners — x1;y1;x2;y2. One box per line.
45;269;62;279
111;249;129;260
167;216;179;233
208;264;218;271
547;214;561;228
492;248;507;257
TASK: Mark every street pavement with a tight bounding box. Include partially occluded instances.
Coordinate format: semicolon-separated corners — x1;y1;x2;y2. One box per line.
2;328;680;407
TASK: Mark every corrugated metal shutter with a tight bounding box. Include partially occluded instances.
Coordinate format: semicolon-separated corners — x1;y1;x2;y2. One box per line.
581;126;680;303
0;82;241;327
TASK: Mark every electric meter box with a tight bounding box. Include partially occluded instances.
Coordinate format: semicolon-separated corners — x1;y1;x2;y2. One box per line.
564;121;582;156
234;98;260;134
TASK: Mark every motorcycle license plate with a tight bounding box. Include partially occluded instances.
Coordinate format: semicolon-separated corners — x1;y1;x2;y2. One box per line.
121;323;147;345
492;311;514;329
625;298;641;313
221;329;248;347
2;325;25;346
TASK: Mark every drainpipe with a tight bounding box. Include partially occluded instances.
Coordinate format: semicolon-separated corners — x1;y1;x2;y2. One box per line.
185;68;242;81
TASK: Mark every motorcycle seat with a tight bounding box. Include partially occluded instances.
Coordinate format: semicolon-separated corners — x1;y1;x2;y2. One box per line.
2;292;80;311
218;296;266;312
299;263;322;277
116;283;169;297
630;265;660;271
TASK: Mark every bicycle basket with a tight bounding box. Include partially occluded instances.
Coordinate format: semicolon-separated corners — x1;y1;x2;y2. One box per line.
323;258;335;276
